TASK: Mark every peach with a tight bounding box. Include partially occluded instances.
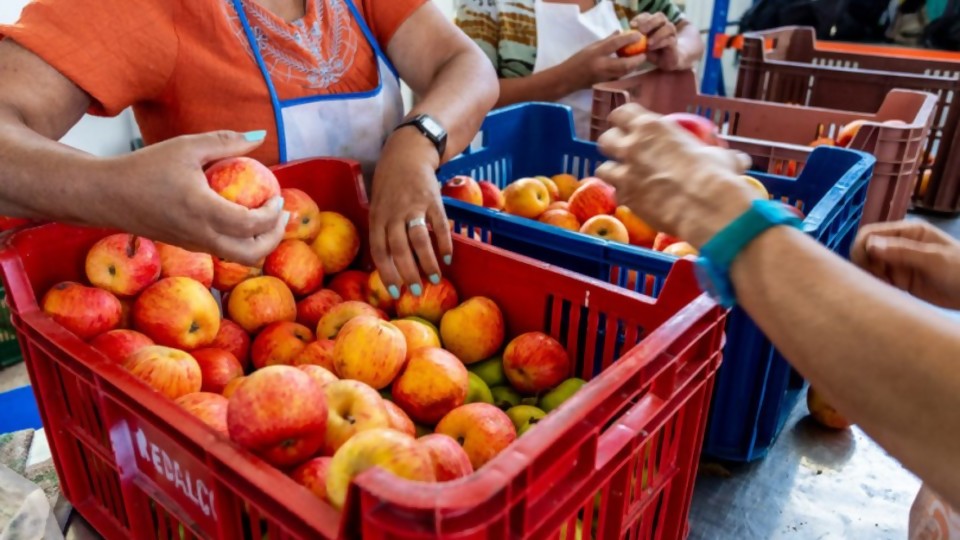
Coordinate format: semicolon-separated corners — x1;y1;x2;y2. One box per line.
311;212;360;274
663;112;725;147
226;276;297;334
503;178;550;219
396;278;459;325
538;209;581;232
741;176;770;199
251;321;314;369
298;364;339;389
290;457;333;501
323;379;390;455
551;174;581;202
478;180;505;210
212;257;262;292
442;176;484;206
534;176;561;202
807;386;853;430
123;346;202;400
222;376;247;399
653;232;682;252
326;270;369;303
569;179;617;223
391;319;441;358
209;319;251;372
333;316;406;390
615;206;657;247
547;201;570;212
281;188;322;241
205;157;281;209
439;297;505;364
503;332;569;393
227;365;327;467
384;400;416;436
264;239;324;296
418;433;474;481
294;339;337;371
392;347;469;425
90;329;154;364
156;243;214;289
191;348;244;394
296;289;343;329
175;392;229;436
367;270;396;315
85;234;161;297
662;241;698;258
133;277;220;349
616;29;648;57
580;215;629;243
435;403;516;470
316;300;381;339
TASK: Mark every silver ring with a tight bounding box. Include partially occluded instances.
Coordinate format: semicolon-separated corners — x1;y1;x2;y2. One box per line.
407;217;427;230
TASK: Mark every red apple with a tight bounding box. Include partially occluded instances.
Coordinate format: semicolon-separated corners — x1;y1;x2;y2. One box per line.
175;392;229;436
478;181;505;210
226;276;297;334
294;339;337;371
290;456;333;501
384;400;416;437
85;234;161;297
396;278;459;326
281;188;322;242
311;212;360;275
251;321;314;369
333;316;406;390
326;270;369;303
503;332;569;393
663;112;726;147
296;289;343;329
435;403;516;469
264;239;324;296
191;348;244;394
442;175;484;206
212;257;262;292
322;379;390;455
367;270;397;315
41;282;122;341
205;157;281;209
297;364;339;389
418;433;474;481
133;277;220;350
156;243;214;289
568;179;617;223
124;346;202;400
392;347;469;425
90;329;154;364
316;300;381;340
209;319;252;372
439;297;505;364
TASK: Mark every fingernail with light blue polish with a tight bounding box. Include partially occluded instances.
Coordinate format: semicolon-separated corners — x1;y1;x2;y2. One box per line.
388;285;400;300
429;274;441;285
410;284;423;297
275;197;285;211
280;211;291;229
443;255;452;266
243;130;267;142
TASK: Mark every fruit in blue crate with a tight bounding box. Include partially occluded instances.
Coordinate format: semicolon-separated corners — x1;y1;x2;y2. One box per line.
442;175;484;206
615;206;657;248
540;378;587;413
539;208;582;232
569;178;617;223
478;180;505;210
581;215;630;244
662;242;698;259
551;174;582;202
741;175;770;200
534;176;562;203
503;178;551;219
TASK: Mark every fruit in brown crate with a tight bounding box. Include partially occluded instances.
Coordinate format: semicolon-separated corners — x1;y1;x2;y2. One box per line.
316;300;382;339
918;169;933;198
293;339;337;371
442;175;484;206
478;180;505;210
580;215;629;243
191;348;244;394
290;457;333;501
367;270;397;314
297;364;339;389
418;433;474;481
741;175;770;200
396;278;459;325
227;365;327;468
392;319;441;358
503;332;570;394
311;211;360;274
540;378;587;413
212;257;262;292
123;346;202;400
264;239;324;296
205;157;281;209
807;386;853;430
384;399;416;436
551;173;581;202
84;234;161;297
435;403;516;469
90;329;154;364
503;178;550;219
323;379;391;455
490;385;521;410
439;297;504;364
615;206;657;247
506;405;546;436
539;209;581;232
534;176;561;202
392;347;469;425
326;270;369;303
326;427;436;510
209;319;252;372
568;178;616;223
465;372;494;405
221;376;247;399
281;188;322;241
652;232;682;252
663;112;726;147
836;119;868;147
226;276;296;334
296;289;343;329
333;316;406;389
469;356;506;387
616;29;648;57
156;243;214;289
250;321;314;369
133;277;220;350
175;392;229;436
662;241;698;258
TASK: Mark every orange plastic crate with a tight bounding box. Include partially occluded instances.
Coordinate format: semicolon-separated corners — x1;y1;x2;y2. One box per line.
0;158;725;539
590;69;935;225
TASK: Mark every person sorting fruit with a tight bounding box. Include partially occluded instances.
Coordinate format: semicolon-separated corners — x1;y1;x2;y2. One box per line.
595;103;960;539
455;0;704;139
0;0;499;299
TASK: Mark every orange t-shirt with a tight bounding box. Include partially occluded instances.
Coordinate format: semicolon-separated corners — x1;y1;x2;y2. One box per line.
0;0;426;165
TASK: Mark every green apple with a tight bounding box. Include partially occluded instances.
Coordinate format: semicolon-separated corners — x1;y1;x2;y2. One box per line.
466;372;494;404
468;355;506;387
521;396;539;406
505;405;546;432
539;378;587;412
491;385;521;410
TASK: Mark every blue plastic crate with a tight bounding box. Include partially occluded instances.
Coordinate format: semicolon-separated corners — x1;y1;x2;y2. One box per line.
439;103;874;462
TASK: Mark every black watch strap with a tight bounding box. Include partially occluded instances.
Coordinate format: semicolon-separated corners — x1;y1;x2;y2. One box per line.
396;114;448;158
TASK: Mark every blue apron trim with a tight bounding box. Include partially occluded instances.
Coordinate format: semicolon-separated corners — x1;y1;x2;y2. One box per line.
278;81;383;107
231;0;288;163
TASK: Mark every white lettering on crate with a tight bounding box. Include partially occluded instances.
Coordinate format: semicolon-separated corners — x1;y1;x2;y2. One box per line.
135;428;217;519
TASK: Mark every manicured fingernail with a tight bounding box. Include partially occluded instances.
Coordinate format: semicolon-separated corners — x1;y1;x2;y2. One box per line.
280;211;291;229
429;274;441;285
243;130;267;142
443;255;452;265
410;284;423;297
388;285;400;300
275;197;285;211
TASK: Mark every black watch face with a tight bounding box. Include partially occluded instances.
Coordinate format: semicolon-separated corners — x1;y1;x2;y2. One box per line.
420;116;445;139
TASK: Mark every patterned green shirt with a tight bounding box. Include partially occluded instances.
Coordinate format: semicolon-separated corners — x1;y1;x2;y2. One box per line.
455;0;686;78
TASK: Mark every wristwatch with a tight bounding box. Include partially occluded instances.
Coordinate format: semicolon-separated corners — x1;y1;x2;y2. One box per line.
396;114;448;158
694;199;804;308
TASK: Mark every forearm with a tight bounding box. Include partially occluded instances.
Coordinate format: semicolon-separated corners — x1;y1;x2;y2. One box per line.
672;21;704;70
732;226;960;507
496;67;577;108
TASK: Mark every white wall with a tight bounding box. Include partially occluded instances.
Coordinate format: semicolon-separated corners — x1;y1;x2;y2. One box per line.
1;0;136;156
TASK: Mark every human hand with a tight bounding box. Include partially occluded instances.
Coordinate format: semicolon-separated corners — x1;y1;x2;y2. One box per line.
595;104;754;247
630;13;683;70
559;32;651;91
851;220;960;309
369;128;453;299
102;131;287;265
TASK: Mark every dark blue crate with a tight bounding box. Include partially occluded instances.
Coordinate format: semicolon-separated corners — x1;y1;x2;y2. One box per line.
439;103;874;462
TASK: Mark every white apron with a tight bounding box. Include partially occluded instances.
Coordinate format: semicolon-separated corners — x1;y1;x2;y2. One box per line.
230;0;404;177
532;0;623;140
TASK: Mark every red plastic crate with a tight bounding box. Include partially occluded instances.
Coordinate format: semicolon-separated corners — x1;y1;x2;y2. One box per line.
590;69;935;225
0;158;726;539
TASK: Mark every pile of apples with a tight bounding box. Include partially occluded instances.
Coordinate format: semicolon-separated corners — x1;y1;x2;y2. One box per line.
38;157;588;511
